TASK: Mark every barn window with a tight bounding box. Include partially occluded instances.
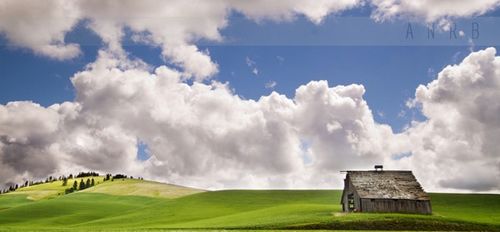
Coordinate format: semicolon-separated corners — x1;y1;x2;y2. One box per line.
347;193;355;211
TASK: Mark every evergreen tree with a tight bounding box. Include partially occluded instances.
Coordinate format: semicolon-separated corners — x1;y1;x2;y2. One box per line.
91;178;95;186
85;179;91;188
62;178;68;186
73;180;78;190
79;179;85;190
64;188;74;194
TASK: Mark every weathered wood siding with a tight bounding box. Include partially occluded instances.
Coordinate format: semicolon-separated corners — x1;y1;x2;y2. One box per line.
342;177;362;212
360;198;432;214
341;170;432;214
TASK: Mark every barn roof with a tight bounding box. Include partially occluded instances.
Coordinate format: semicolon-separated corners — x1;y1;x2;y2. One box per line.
347;171;429;200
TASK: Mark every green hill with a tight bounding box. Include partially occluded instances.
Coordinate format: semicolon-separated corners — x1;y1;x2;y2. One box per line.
81;178;204;198
0;178;499;231
8;177;105;200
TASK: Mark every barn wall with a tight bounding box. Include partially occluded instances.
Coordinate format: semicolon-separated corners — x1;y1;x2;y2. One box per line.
360;199;432;214
342;177;362;212
353;191;361;212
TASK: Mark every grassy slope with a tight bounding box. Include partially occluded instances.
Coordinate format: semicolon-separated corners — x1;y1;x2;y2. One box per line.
81;179;204;198
0;181;499;231
82;190;340;229
0;194;31;210
8;177;105;200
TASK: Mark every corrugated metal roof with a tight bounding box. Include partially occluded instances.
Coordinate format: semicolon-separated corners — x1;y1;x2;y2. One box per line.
347;171;430;200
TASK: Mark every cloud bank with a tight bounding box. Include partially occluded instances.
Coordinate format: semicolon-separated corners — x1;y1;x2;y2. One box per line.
2;48;500;192
2;0;500;78
371;0;500;23
0;50;398;189
1;1;500;192
0;0;362;80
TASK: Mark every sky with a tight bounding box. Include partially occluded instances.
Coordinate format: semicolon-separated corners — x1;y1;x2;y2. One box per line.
1;0;500;192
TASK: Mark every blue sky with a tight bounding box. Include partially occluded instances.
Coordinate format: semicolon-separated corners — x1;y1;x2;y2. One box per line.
0;11;497;132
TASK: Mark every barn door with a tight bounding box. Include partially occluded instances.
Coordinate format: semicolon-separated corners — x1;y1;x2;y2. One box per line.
347;193;355;211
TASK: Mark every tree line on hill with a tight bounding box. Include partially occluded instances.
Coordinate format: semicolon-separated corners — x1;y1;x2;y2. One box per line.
0;172;143;195
76;171;99;178
64;178;96;194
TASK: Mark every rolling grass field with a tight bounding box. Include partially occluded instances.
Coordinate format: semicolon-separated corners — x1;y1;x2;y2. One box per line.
0;178;499;231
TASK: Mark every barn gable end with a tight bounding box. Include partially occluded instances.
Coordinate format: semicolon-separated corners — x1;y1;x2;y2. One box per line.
341;168;431;214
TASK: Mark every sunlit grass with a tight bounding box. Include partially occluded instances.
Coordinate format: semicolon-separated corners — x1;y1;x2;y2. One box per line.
81;178;204;198
9;177;105;200
1;180;499;231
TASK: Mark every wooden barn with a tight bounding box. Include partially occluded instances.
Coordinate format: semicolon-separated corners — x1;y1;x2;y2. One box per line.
341;165;431;214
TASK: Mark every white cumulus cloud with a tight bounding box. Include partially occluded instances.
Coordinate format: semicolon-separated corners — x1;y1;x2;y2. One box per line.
0;50;397;190
0;0;366;80
2;1;500;192
370;0;500;25
2;48;500;192
0;0;81;60
397;47;500;192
